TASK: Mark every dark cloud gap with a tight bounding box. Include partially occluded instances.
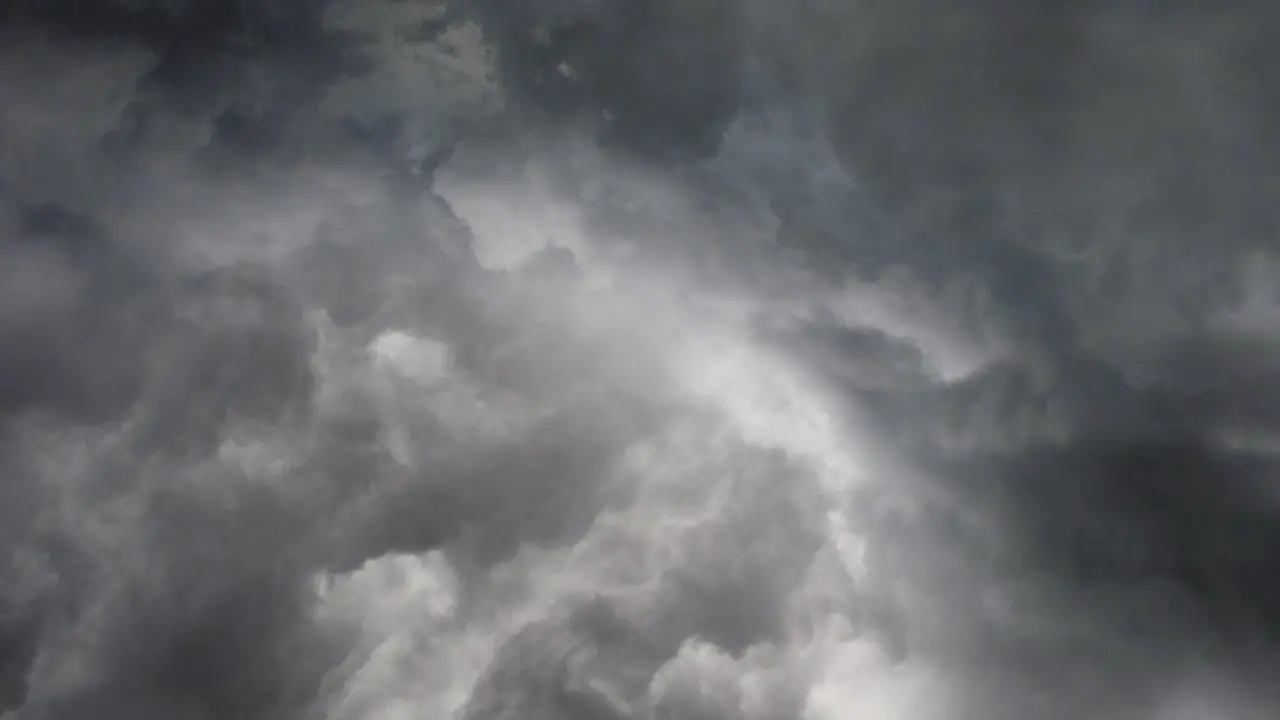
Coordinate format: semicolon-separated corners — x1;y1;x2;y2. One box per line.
1;1;1278;719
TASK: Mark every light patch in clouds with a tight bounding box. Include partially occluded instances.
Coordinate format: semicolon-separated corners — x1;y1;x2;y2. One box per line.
369;330;452;386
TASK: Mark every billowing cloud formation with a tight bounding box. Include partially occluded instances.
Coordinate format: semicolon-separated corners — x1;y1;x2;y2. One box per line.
2;2;1279;719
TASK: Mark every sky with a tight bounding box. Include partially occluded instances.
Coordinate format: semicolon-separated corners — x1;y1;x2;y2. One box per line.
1;1;1279;719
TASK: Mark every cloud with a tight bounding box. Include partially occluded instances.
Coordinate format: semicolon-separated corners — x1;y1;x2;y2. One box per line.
2;2;1278;720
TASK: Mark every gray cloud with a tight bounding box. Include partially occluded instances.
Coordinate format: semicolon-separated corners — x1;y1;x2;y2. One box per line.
1;2;1278;719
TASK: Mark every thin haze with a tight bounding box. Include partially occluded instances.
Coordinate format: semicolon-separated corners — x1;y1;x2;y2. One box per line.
1;1;1278;719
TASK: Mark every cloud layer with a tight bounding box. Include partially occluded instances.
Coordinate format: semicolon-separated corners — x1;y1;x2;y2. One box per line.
1;2;1278;719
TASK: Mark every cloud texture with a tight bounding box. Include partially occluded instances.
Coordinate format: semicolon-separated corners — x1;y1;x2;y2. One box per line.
1;2;1278;719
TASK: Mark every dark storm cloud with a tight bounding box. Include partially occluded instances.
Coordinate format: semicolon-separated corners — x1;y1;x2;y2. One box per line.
2;0;357;159
0;1;755;706
755;2;1280;716
0;199;324;718
451;0;746;160
768;0;1280;345
2;1;1279;719
0;6;433;709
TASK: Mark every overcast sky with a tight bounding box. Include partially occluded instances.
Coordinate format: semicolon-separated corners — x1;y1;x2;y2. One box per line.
2;2;1279;719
